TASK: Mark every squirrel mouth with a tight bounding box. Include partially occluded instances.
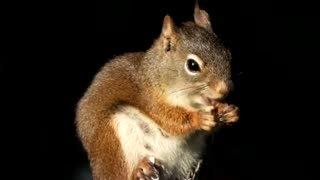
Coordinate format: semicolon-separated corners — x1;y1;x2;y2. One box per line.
202;96;223;106
190;96;213;109
203;97;213;106
191;95;222;109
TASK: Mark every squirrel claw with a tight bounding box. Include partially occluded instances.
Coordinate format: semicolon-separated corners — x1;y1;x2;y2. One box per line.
133;156;163;180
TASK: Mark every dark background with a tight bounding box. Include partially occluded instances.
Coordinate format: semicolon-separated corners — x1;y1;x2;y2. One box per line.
1;0;318;179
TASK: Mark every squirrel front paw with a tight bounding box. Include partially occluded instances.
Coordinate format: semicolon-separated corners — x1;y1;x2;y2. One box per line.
199;106;217;131
215;103;240;124
132;156;164;180
198;103;239;131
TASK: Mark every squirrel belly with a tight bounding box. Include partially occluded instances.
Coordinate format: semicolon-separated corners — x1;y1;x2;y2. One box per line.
112;105;206;179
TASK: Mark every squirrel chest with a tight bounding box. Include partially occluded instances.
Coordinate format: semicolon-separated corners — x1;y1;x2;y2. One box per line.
112;105;206;179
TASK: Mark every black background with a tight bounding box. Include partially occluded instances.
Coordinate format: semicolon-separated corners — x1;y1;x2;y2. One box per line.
1;0;318;179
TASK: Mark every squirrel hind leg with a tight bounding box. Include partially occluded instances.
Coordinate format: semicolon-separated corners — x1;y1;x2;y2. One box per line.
131;156;164;180
89;122;128;180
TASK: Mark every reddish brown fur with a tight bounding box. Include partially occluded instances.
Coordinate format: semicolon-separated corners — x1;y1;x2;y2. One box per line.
135;93;202;137
76;53;144;179
89;122;127;179
76;52;203;179
76;3;239;180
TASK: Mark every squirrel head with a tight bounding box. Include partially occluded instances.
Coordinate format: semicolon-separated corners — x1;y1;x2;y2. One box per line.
142;2;233;112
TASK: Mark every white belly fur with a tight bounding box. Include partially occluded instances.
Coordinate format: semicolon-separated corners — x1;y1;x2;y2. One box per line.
112;105;207;179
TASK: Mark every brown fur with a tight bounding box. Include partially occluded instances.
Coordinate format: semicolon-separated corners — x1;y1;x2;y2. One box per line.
76;3;239;180
76;53;145;179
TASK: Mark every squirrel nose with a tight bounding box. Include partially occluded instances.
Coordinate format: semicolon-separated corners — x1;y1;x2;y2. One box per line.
217;80;233;95
216;81;228;95
210;81;233;101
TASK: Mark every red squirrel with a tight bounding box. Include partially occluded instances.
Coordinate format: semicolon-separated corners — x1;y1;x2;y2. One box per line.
76;2;239;180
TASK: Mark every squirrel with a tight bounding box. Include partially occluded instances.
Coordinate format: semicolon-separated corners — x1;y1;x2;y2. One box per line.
76;2;239;180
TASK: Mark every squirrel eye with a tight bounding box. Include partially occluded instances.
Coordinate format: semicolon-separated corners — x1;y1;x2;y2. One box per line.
186;59;201;73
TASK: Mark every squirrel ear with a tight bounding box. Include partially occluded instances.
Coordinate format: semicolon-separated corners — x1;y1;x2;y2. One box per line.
194;1;213;32
161;15;176;52
162;15;176;38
